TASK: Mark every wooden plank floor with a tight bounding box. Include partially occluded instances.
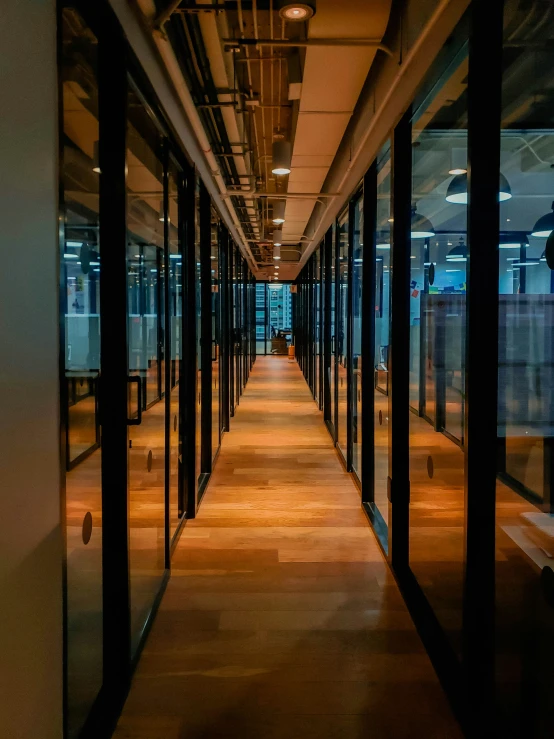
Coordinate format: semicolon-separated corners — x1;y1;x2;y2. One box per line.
114;356;462;739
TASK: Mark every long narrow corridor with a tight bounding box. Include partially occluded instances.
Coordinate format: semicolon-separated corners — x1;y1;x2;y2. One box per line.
115;356;461;739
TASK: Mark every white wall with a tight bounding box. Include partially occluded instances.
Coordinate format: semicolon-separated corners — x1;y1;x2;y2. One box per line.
0;1;63;737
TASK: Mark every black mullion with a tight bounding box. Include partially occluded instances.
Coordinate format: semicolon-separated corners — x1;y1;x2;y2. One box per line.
200;182;212;474
323;229;332;425
242;259;248;385
156;246;163;401
220;229;230;432
462;0;503;730
162;140;171;566
362;163;377;507
346;199;355;471
183;168;198;518
265;282;268;355
178;167;188;518
389;109;412;569
229;244;235;416
319;248;324;410
334;221;340;439
98;19;131;701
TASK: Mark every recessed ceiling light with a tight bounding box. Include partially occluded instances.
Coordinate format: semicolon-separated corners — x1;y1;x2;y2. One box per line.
279;4;314;21
448;168;467;175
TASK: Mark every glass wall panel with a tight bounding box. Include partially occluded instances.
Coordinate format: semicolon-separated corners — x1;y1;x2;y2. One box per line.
495;4;554;733
352;198;363;476
374;143;392;527
126;81;167;652
267;283;292;353
211;211;221;460
61;10;103;735
337;213;349;458
168;158;182;537
315;250;321;406
408;49;468;656
329;227;337;434
255;282;266;354
195;182;202;481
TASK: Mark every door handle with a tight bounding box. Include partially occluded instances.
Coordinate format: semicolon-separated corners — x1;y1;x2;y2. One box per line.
128;376;142;426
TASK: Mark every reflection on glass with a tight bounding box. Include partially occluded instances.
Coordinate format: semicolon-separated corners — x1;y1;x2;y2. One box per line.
330;226;337;433
211;211;221;460
267;283;292;353
126;81;166;653
61;9;103;736
495;3;554;732
196;182;202;481
255;282;266;354
315;250;321;406
337;212;349;459
352;199;363;476
408;49;468;656
168;159;182;537
374;143;392;529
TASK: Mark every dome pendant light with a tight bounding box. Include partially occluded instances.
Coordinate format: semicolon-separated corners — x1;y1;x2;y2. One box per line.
446;237;468;262
272;137;291;176
272;200;286;224
531;202;554;238
411;205;435;239
92;140;101;174
446;172;512;204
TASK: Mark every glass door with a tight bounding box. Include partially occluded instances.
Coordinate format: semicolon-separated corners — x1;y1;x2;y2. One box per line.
373;144;392;529
408;48;469;659
211;212;221;460
352;197;363;478
337;211;349;460
126;80;168;654
168;156;183;539
60;10;103;735
495;3;554;732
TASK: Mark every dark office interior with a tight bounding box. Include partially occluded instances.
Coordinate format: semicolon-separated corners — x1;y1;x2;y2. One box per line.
2;1;554;737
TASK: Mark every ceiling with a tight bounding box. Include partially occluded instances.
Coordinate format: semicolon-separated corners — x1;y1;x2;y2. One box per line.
157;0;393;280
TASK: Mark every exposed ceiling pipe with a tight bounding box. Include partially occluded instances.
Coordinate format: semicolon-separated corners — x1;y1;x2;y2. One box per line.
136;0;258;273
224;191;340;198
298;0;469;271
224;38;395;57
198;4;263;247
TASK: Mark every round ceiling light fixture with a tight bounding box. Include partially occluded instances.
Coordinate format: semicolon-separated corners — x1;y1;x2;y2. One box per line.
279;4;314;21
273;229;283;247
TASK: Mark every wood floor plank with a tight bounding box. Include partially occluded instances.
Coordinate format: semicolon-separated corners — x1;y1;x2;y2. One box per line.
115;356;462;738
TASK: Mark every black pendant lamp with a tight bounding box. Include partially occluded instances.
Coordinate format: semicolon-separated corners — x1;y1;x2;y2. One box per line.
411;205;435;239
531;202;554;238
446;237;468;262
445;172;512;204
